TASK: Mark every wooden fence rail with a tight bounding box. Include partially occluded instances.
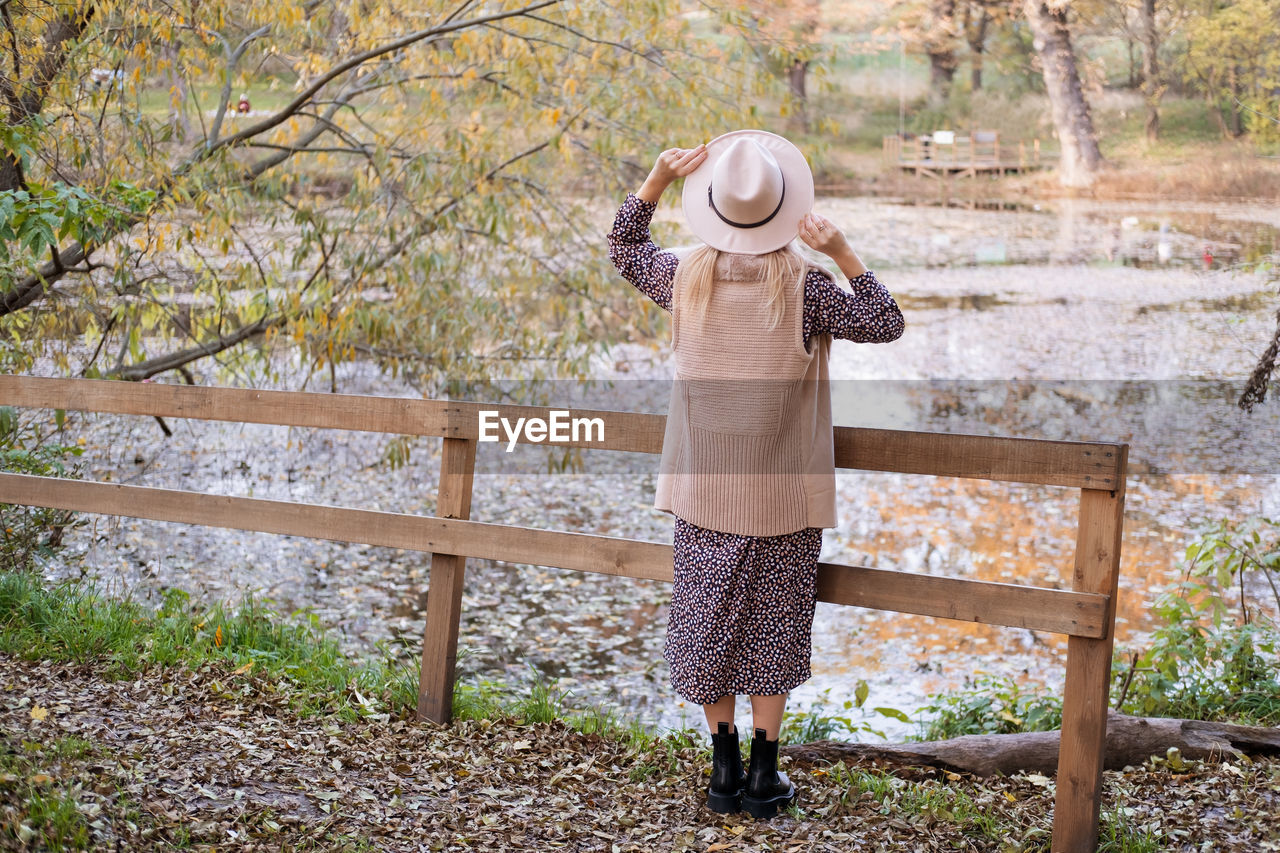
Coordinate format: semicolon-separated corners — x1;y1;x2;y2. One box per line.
0;375;1127;853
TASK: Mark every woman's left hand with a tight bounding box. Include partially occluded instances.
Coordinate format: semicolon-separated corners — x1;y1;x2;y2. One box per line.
797;212;851;257
799;212;869;278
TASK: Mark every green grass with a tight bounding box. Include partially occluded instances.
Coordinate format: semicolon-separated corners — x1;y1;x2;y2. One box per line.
817;763;1006;841
0;737;97;850
0;567;699;786
0;571;417;720
453;663;688;759
1097;807;1165;853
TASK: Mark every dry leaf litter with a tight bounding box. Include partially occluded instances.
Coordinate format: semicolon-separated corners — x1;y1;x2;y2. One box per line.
2;655;1278;851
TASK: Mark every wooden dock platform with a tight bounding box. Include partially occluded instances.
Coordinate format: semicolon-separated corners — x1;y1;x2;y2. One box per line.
884;130;1053;178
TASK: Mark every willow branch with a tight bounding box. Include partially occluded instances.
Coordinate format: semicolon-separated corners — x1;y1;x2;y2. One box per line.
211;0;561;154
2;0;562;315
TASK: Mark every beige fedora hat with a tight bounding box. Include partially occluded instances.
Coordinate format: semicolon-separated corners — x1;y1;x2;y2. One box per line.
681;129;814;255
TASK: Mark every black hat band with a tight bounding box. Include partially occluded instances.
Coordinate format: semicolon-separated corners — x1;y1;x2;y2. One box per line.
707;176;786;229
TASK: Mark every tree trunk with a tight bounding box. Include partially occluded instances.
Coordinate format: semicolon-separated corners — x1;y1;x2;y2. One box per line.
165;43;191;143
1021;0;1103;188
926;0;958;106
782;711;1280;777
929;54;957;104
963;2;991;92
1140;0;1160;141
1229;73;1245;137
0;3;96;192
0;158;23;194
787;58;809;133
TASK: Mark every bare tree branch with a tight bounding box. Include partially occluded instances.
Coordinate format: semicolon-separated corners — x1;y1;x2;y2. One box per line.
105;313;287;381
208;24;271;148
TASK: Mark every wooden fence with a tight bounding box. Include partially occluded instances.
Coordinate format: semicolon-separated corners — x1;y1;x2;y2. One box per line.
0;375;1127;853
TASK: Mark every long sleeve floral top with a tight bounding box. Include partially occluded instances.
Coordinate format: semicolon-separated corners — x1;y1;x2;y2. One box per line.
607;193;905;346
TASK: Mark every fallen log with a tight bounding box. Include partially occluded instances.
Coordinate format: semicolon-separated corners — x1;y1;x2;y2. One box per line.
781;711;1280;776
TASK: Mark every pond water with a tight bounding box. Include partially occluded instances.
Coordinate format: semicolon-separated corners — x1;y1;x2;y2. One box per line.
35;194;1280;741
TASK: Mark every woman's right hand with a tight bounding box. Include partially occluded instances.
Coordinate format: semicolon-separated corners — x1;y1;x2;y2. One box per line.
637;144;708;202
798;212;868;278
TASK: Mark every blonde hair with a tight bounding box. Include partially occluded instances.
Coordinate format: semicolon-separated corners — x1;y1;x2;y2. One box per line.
679;243;807;331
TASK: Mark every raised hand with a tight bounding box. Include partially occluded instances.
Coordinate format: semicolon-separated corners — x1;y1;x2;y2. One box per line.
637;144;708;203
798;212;867;279
797;212;850;257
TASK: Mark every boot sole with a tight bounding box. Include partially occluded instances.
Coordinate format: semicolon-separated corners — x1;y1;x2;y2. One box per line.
742;789;796;819
706;790;743;814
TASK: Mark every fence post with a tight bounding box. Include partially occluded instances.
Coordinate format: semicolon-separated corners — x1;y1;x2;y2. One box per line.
1052;453;1127;852
417;435;478;724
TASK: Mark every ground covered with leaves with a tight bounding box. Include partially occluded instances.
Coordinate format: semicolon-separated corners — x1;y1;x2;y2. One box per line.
1;655;1277;852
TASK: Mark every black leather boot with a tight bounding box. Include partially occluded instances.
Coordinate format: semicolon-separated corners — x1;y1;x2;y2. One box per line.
742;727;796;819
706;722;747;813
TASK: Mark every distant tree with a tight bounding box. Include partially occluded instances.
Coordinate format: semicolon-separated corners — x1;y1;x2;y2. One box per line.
893;0;961;106
1021;0;1103;187
924;0;960;104
1076;0;1198;142
1183;0;1280;140
961;0;1009;91
1138;0;1162;140
731;0;826;132
0;0;754;389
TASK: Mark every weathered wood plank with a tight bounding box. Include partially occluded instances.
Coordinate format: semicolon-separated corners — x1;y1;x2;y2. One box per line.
815;562;1107;639
0;375;666;453
0;376;1125;486
0;473;1110;638
1052;471;1129;853
0;472;673;581
418;438;477;724
833;427;1122;489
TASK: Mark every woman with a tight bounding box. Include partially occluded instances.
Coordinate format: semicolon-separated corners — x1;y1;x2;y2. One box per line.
607;130;905;819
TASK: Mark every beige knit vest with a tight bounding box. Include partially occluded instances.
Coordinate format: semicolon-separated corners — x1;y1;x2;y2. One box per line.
654;251;836;536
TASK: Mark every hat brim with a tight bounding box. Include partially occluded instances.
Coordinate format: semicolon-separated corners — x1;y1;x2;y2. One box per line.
681;129;815;255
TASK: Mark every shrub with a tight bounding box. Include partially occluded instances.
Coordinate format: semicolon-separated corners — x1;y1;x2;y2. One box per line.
0;403;82;573
916;673;1063;742
1111;517;1280;725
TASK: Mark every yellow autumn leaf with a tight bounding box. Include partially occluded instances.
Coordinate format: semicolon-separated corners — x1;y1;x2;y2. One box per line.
232;660;254;675
30;705;48;722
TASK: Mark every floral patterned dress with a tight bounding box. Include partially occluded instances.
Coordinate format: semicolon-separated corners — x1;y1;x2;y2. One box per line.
607;193;905;705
